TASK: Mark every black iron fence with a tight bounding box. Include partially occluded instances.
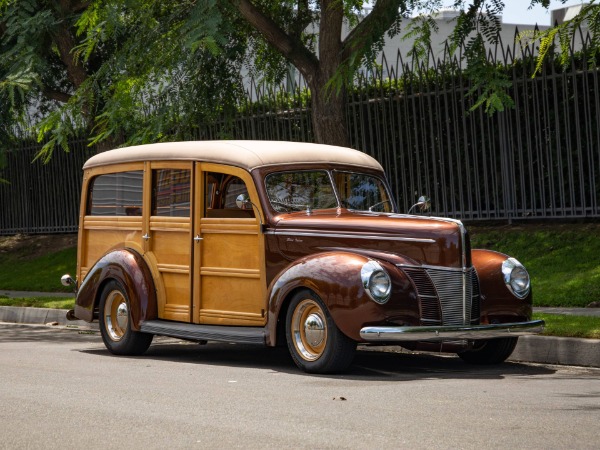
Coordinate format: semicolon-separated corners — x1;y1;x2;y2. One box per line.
1;27;599;234
0;140;95;234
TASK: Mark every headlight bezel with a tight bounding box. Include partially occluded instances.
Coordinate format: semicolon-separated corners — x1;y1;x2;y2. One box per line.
501;257;531;299
360;260;392;304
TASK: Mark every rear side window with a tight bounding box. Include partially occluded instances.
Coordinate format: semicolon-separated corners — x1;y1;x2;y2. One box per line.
152;169;191;217
88;171;144;216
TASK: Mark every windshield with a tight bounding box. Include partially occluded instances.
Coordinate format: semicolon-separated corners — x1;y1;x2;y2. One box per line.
265;170;393;213
333;171;393;212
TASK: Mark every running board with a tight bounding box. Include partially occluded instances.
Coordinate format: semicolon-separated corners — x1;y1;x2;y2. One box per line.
140;320;266;345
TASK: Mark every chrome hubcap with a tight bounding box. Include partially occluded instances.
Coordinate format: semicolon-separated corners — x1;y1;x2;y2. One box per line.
291;299;327;361
304;313;325;347
104;290;128;342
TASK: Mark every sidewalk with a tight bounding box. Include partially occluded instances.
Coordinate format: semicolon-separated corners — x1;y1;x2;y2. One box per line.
1;298;598;369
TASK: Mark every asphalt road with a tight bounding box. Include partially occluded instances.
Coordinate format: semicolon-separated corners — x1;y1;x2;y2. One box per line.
1;323;599;450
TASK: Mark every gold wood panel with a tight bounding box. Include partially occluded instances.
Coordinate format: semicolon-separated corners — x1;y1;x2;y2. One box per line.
200;233;260;270
77;163;144;285
199;275;266;325
157;264;190;274
198;223;264;325
200;267;260;278
81;228;143;282
199;309;263;322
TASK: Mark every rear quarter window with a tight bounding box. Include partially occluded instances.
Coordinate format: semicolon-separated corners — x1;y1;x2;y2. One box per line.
88;171;144;216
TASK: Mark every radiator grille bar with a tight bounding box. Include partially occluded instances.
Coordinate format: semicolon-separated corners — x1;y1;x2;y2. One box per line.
401;266;480;326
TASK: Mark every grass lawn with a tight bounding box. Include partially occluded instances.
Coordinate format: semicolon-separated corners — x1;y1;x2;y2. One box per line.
0;234;77;292
534;312;600;339
0;246;77;292
470;223;600;308
0;295;75;310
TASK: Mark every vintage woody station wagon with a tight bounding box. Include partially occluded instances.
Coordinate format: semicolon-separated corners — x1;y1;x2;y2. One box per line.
63;140;544;373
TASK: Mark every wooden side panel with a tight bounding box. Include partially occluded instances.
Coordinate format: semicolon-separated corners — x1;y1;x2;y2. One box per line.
199;218;263;325
149;217;192;321
77;163;145;284
80;216;144;281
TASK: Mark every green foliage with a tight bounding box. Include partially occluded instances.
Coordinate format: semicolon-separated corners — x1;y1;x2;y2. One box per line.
530;1;600;75
1;0;246;159
2;0;600;155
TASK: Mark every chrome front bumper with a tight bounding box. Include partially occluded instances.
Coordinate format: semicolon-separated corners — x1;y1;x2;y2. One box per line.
360;320;545;342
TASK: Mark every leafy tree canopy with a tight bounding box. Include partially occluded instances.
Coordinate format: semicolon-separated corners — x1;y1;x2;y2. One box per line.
1;0;598;157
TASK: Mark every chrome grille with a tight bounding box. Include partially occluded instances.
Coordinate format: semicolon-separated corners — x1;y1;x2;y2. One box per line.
401;266;480;326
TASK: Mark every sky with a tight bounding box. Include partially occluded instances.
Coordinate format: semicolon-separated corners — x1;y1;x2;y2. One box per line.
498;0;589;25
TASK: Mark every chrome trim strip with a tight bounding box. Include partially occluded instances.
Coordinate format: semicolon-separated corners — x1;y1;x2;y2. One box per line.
265;229;436;243
359;320;545;342
397;263;464;271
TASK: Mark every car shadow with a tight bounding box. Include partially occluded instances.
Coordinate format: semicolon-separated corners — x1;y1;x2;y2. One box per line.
79;336;557;381
0;324;557;381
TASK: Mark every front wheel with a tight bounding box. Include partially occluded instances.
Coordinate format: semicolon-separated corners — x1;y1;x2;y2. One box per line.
285;290;356;374
457;337;518;365
99;280;153;356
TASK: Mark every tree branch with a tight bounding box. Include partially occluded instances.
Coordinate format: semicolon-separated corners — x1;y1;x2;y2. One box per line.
43;88;73;104
53;25;88;88
235;0;319;80
342;0;406;63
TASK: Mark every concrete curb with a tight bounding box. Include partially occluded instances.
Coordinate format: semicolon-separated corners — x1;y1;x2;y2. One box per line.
0;306;97;330
1;306;598;368
509;335;600;368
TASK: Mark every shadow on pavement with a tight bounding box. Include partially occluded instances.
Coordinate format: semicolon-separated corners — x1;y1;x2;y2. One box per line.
1;322;557;381
84;338;557;382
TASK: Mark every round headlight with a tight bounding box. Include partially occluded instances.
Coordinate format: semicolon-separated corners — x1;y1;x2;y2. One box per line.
361;261;392;304
502;257;531;299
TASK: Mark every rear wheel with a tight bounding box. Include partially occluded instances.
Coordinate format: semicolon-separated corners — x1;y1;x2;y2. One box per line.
99;280;153;356
458;337;518;365
285;289;356;374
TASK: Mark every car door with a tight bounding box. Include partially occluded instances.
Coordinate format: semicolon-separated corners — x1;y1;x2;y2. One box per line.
192;163;267;326
144;162;194;322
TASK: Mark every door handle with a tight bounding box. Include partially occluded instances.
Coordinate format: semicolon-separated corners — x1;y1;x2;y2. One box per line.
194;235;203;242
142;233;150;241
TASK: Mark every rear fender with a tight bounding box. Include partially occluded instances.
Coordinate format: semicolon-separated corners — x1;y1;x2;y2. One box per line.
74;249;157;330
266;250;415;345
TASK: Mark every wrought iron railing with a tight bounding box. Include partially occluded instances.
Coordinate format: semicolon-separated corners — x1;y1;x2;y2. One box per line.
1;27;599;235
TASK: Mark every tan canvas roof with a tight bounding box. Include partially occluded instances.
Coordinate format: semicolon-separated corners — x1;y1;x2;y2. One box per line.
83;140;383;171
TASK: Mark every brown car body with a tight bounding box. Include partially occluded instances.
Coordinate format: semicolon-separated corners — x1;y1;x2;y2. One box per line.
65;141;543;373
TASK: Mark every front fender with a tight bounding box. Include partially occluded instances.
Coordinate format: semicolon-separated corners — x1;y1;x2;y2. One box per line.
266;251;415;344
472;249;533;323
74;248;157;330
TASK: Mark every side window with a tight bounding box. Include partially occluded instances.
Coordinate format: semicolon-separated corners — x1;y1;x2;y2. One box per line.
88;171;143;216
204;172;254;218
152;169;191;217
223;177;249;208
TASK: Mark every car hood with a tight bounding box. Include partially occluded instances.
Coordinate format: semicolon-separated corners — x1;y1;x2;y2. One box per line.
271;209;466;268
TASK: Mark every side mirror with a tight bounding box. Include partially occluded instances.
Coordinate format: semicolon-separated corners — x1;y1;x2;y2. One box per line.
235;193;265;230
235;193;250;209
408;196;431;214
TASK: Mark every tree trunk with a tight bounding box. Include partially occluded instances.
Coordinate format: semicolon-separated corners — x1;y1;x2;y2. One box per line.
309;77;349;147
